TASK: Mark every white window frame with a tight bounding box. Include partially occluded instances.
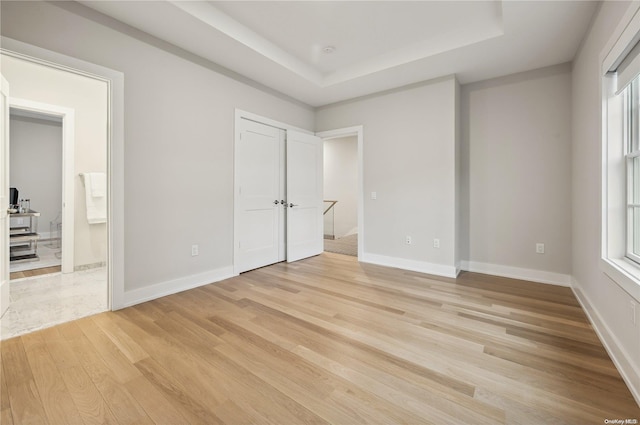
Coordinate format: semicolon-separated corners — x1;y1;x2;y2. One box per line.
624;81;640;265
601;3;640;303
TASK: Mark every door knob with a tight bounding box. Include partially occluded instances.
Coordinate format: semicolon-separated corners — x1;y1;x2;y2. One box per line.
273;200;280;205
289;203;299;208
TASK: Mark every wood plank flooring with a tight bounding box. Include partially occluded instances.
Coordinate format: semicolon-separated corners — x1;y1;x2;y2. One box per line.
2;252;639;424
10;266;61;280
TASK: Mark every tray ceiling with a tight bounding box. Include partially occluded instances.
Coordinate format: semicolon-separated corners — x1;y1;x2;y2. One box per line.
80;1;598;107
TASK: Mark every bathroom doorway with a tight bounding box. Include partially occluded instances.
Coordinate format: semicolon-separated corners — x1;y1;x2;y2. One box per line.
9;108;64;278
1;52;110;339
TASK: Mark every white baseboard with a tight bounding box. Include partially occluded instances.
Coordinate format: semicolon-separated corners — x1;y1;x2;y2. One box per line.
118;266;236;309
571;279;640;407
361;253;458;278
459;260;571;286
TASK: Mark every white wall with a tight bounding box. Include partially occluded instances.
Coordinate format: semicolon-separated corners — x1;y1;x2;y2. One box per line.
460;64;573;284
323;136;358;238
0;1;314;299
316;77;459;276
2;55;108;268
9;114;62;238
571;1;640;402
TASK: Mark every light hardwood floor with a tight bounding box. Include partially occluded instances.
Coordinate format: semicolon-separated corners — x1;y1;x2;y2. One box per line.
1;252;639;424
10;266;61;280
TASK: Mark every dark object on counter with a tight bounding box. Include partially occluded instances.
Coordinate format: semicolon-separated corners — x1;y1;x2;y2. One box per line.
9;187;18;206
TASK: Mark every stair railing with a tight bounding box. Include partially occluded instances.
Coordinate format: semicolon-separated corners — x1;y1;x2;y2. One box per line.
323;200;338;240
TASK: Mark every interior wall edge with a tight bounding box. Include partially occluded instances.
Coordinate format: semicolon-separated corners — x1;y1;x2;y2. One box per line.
48;1;314;112
315;74;458;112
461;61;572;93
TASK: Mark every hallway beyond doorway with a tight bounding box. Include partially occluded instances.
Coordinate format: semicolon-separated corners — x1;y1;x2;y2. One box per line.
324;233;358;256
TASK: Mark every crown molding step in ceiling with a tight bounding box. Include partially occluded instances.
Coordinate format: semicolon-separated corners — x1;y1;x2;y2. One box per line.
79;1;598;107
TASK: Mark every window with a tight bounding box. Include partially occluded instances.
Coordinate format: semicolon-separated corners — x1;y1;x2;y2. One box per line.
625;78;640;264
600;6;640;300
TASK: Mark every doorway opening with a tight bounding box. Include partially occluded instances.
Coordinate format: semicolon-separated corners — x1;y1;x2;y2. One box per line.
317;126;364;260
9;109;62;277
322;135;358;257
8;106;70;279
1;52;110;339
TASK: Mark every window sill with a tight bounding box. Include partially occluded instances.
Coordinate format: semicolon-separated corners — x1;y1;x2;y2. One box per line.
600;257;640;302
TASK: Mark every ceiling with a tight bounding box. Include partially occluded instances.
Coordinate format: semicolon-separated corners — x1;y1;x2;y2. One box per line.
80;1;598;107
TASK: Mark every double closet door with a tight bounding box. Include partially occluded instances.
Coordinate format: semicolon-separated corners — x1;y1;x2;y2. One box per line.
235;118;323;274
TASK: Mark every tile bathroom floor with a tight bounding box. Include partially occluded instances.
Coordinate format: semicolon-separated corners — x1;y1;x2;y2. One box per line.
0;267;108;339
10;242;62;275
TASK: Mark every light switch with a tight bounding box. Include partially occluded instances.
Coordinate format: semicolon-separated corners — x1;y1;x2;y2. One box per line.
371;192;377;200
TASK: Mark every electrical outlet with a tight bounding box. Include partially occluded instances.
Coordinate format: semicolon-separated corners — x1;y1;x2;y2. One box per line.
536;243;545;254
433;239;440;249
191;244;199;256
631;301;637;326
405;236;412;245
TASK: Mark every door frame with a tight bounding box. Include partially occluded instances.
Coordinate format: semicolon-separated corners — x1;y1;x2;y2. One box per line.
1;74;10;318
9;98;75;273
316;126;364;260
1;36;125;310
233;109;315;275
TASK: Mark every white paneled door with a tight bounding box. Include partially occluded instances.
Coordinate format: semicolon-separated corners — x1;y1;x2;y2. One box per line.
286;130;323;262
1;75;10;318
235;118;323;273
236;119;286;273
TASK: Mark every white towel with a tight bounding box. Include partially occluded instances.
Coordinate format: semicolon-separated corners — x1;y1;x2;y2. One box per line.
82;172;107;224
88;172;106;198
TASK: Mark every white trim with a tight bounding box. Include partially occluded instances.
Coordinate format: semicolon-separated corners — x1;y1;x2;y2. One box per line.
2;36;125;312
233;113;241;276
235;109;313;136
1;74;10;319
316;126;364;261
571;279;640;407
120;266;236;309
600;258;640;302
9;98;75;274
362;252;459;278
459;260;572;286
170;1;324;86
602;2;640;74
